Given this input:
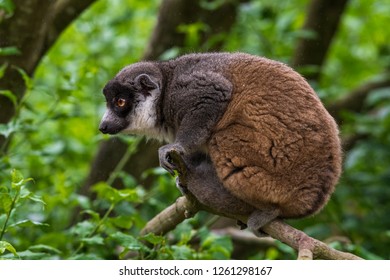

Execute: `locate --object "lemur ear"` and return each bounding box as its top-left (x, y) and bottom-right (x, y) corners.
top-left (134, 74), bottom-right (160, 91)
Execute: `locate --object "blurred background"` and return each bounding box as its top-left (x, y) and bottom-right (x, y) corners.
top-left (0, 0), bottom-right (389, 259)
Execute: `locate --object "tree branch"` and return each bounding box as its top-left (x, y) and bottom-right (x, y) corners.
top-left (140, 150), bottom-right (363, 260)
top-left (45, 0), bottom-right (97, 52)
top-left (262, 219), bottom-right (361, 260)
top-left (141, 194), bottom-right (362, 260)
top-left (212, 227), bottom-right (276, 249)
top-left (141, 196), bottom-right (199, 236)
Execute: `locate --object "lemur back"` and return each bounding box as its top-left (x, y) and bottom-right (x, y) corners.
top-left (208, 54), bottom-right (341, 218)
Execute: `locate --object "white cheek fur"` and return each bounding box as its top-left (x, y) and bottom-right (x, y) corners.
top-left (122, 96), bottom-right (174, 143)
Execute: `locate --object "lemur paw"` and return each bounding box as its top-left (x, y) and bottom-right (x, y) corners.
top-left (158, 143), bottom-right (185, 176)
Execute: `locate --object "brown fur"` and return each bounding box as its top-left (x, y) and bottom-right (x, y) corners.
top-left (209, 54), bottom-right (342, 218)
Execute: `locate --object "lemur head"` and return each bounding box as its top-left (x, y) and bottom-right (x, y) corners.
top-left (99, 62), bottom-right (162, 137)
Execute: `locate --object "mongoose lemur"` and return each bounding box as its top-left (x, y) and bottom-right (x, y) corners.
top-left (99, 52), bottom-right (342, 234)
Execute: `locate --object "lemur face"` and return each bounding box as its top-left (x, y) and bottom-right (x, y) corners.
top-left (99, 80), bottom-right (133, 134)
top-left (99, 72), bottom-right (161, 136)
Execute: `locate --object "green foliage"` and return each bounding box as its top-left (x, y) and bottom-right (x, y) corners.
top-left (0, 47), bottom-right (20, 56)
top-left (224, 0), bottom-right (307, 61)
top-left (0, 90), bottom-right (17, 108)
top-left (1, 0), bottom-right (390, 260)
top-left (321, 0), bottom-right (390, 99)
top-left (0, 169), bottom-right (44, 258)
top-left (0, 0), bottom-right (15, 22)
top-left (0, 0), bottom-right (14, 14)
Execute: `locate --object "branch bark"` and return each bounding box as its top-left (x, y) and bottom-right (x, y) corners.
top-left (212, 227), bottom-right (276, 248)
top-left (0, 0), bottom-right (54, 129)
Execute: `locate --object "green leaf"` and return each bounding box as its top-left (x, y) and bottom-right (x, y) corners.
top-left (139, 232), bottom-right (165, 246)
top-left (7, 219), bottom-right (49, 229)
top-left (76, 195), bottom-right (91, 210)
top-left (265, 247), bottom-right (280, 260)
top-left (109, 216), bottom-right (133, 229)
top-left (18, 187), bottom-right (31, 199)
top-left (159, 47), bottom-right (180, 60)
top-left (10, 250), bottom-right (45, 260)
top-left (170, 245), bottom-right (194, 260)
top-left (70, 221), bottom-right (95, 238)
top-left (0, 63), bottom-right (8, 78)
top-left (10, 169), bottom-right (33, 192)
top-left (0, 193), bottom-right (12, 213)
top-left (11, 169), bottom-right (24, 184)
top-left (177, 22), bottom-right (209, 48)
top-left (0, 47), bottom-right (20, 56)
top-left (92, 182), bottom-right (118, 203)
top-left (93, 182), bottom-right (140, 204)
top-left (81, 209), bottom-right (101, 222)
top-left (28, 244), bottom-right (62, 255)
top-left (27, 194), bottom-right (45, 206)
top-left (0, 0), bottom-right (15, 15)
top-left (199, 0), bottom-right (226, 10)
top-left (81, 236), bottom-right (104, 245)
top-left (0, 121), bottom-right (21, 138)
top-left (110, 232), bottom-right (147, 251)
top-left (0, 241), bottom-right (18, 257)
top-left (0, 90), bottom-right (17, 108)
top-left (116, 188), bottom-right (142, 202)
top-left (200, 231), bottom-right (233, 259)
top-left (15, 67), bottom-right (33, 90)
top-left (11, 169), bottom-right (24, 191)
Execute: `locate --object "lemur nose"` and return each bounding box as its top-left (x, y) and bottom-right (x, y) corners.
top-left (99, 122), bottom-right (108, 134)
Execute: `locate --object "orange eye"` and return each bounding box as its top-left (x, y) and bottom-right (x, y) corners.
top-left (116, 98), bottom-right (126, 107)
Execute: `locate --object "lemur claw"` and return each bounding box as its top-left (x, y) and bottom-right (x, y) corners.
top-left (158, 143), bottom-right (185, 176)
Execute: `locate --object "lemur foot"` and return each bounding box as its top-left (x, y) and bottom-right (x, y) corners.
top-left (247, 208), bottom-right (280, 237)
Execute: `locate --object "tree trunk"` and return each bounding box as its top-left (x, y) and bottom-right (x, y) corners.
top-left (1, 0), bottom-right (54, 145)
top-left (144, 0), bottom-right (245, 60)
top-left (0, 0), bottom-right (96, 148)
top-left (292, 0), bottom-right (349, 81)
